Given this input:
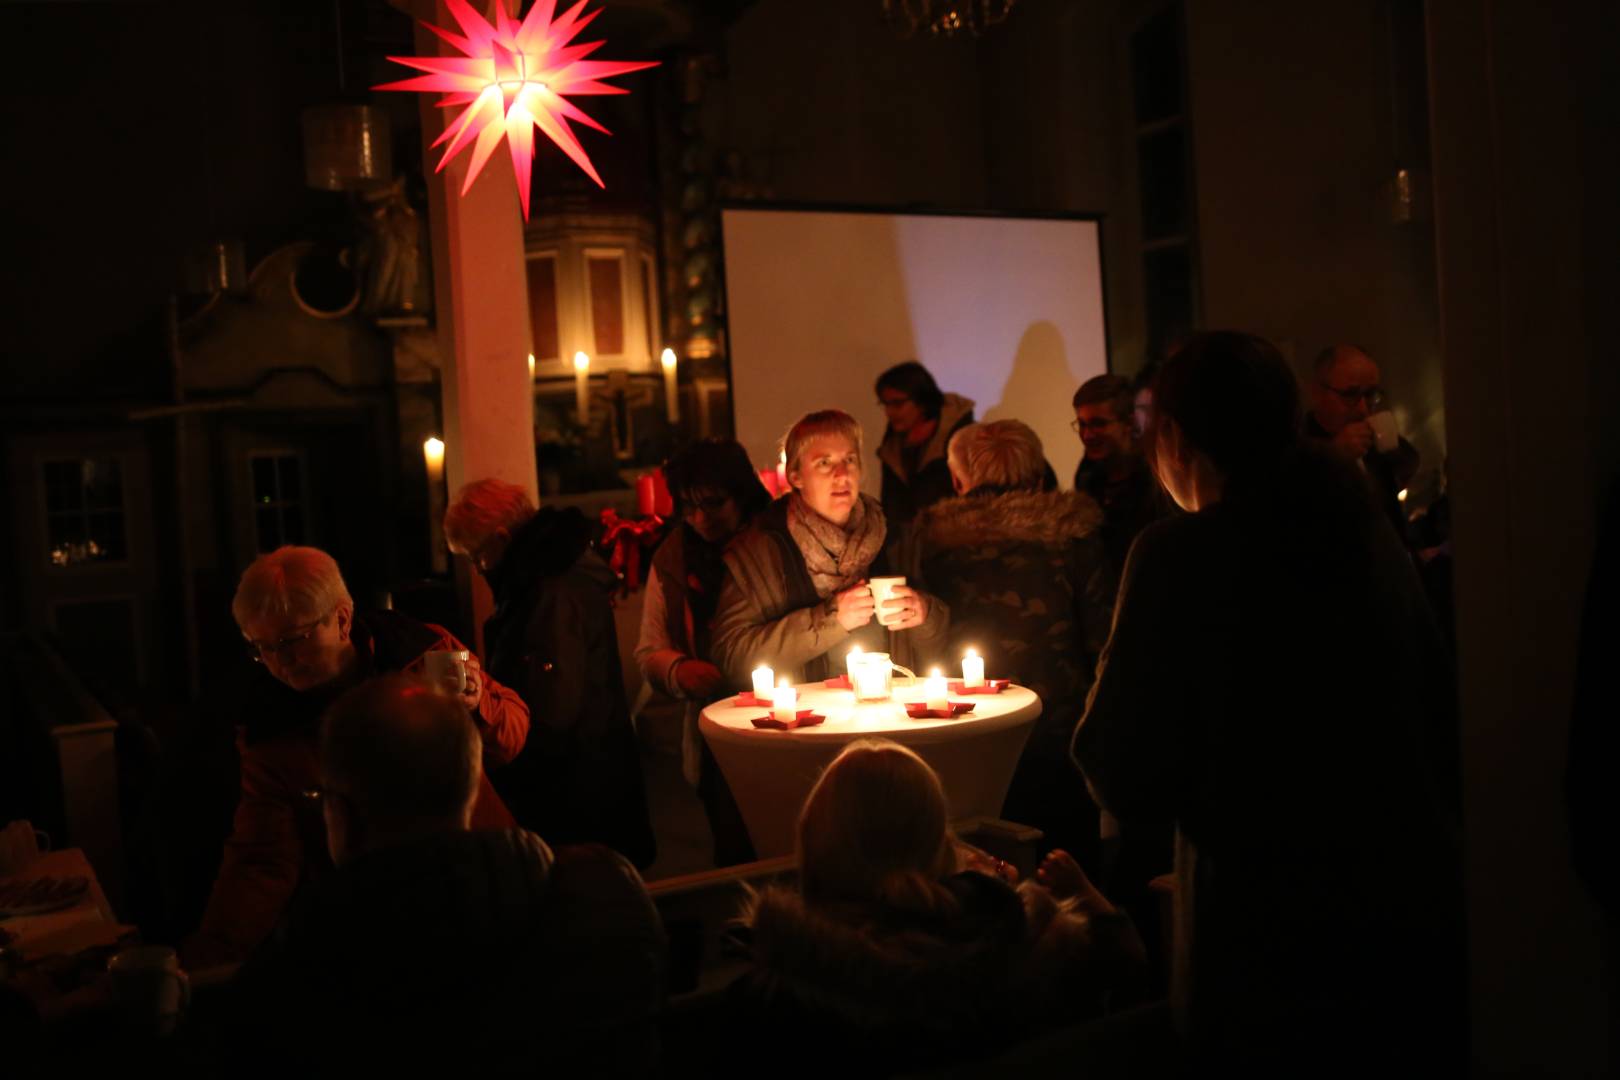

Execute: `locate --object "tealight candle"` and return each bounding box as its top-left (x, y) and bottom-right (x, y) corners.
top-left (924, 668), bottom-right (948, 713)
top-left (962, 648), bottom-right (984, 689)
top-left (772, 678), bottom-right (797, 722)
top-left (752, 665), bottom-right (774, 699)
top-left (846, 646), bottom-right (863, 685)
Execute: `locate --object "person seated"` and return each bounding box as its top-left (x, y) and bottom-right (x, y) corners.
top-left (727, 739), bottom-right (1146, 1077)
top-left (635, 439), bottom-right (772, 866)
top-left (875, 361), bottom-right (976, 529)
top-left (183, 546), bottom-right (526, 968)
top-left (710, 409), bottom-right (948, 686)
top-left (229, 675), bottom-right (665, 1074)
top-left (1072, 374), bottom-right (1171, 576)
top-left (444, 479), bottom-right (656, 869)
top-left (909, 419), bottom-right (1114, 867)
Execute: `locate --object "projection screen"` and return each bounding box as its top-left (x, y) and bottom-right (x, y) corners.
top-left (721, 207), bottom-right (1109, 490)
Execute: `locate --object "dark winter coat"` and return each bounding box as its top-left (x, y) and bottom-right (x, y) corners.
top-left (1073, 452), bottom-right (1172, 577)
top-left (1072, 449), bottom-right (1464, 1071)
top-left (726, 872), bottom-right (1145, 1076)
top-left (483, 507), bottom-right (656, 869)
top-left (912, 487), bottom-right (1115, 857)
top-left (878, 392), bottom-right (976, 530)
top-left (231, 830), bottom-right (665, 1076)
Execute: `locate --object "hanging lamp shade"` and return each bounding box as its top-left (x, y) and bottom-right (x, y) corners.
top-left (301, 104), bottom-right (394, 191)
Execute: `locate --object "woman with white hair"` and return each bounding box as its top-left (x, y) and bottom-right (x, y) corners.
top-left (710, 409), bottom-right (949, 687)
top-left (729, 738), bottom-right (1146, 1074)
top-left (183, 545), bottom-right (528, 968)
top-left (909, 419), bottom-right (1115, 868)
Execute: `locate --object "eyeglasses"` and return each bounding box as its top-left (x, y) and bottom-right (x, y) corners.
top-left (1070, 417), bottom-right (1121, 434)
top-left (244, 611), bottom-right (332, 663)
top-left (1321, 382), bottom-right (1385, 407)
top-left (682, 492), bottom-right (733, 515)
top-left (876, 395), bottom-right (912, 410)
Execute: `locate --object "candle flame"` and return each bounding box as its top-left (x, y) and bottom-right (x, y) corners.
top-left (573, 350), bottom-right (590, 372)
top-left (660, 347), bottom-right (677, 371)
top-left (423, 436), bottom-right (445, 458)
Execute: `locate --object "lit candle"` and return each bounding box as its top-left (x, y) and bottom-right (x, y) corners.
top-left (636, 474), bottom-right (657, 518)
top-left (423, 437), bottom-right (446, 575)
top-left (422, 436), bottom-right (445, 486)
top-left (962, 648), bottom-right (984, 689)
top-left (752, 665), bottom-right (773, 699)
top-left (573, 351), bottom-right (590, 424)
top-left (924, 667), bottom-right (948, 713)
top-left (776, 450), bottom-right (788, 493)
top-left (528, 352), bottom-right (536, 381)
top-left (772, 678), bottom-right (797, 722)
top-left (846, 646), bottom-right (864, 686)
top-left (661, 347), bottom-right (680, 423)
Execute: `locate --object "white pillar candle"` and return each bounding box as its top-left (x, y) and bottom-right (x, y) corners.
top-left (772, 679), bottom-right (797, 722)
top-left (423, 436), bottom-right (446, 575)
top-left (661, 347), bottom-right (680, 423)
top-left (925, 668), bottom-right (948, 713)
top-left (962, 648), bottom-right (984, 689)
top-left (573, 351), bottom-right (591, 424)
top-left (751, 665), bottom-right (773, 699)
top-left (845, 646), bottom-right (863, 685)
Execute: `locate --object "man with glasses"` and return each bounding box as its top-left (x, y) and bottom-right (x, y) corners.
top-left (1306, 344), bottom-right (1420, 538)
top-left (1072, 374), bottom-right (1169, 576)
top-left (184, 545), bottom-right (529, 968)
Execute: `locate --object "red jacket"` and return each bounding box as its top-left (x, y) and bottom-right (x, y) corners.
top-left (184, 612), bottom-right (528, 968)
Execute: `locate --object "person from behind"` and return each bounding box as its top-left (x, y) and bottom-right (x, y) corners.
top-left (728, 739), bottom-right (1145, 1076)
top-left (909, 420), bottom-right (1113, 866)
top-left (445, 479), bottom-right (656, 869)
top-left (183, 546), bottom-right (526, 968)
top-left (1072, 374), bottom-right (1169, 575)
top-left (875, 360), bottom-right (976, 529)
top-left (635, 439), bottom-right (773, 866)
top-left (710, 409), bottom-right (948, 687)
top-left (1305, 344), bottom-right (1420, 539)
top-left (230, 675), bottom-right (664, 1074)
top-left (1073, 332), bottom-right (1463, 1072)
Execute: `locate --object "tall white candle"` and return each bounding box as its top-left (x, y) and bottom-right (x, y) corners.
top-left (661, 347), bottom-right (680, 423)
top-left (845, 646), bottom-right (863, 685)
top-left (772, 679), bottom-right (797, 722)
top-left (924, 668), bottom-right (948, 713)
top-left (423, 437), bottom-right (446, 575)
top-left (573, 351), bottom-right (591, 424)
top-left (962, 648), bottom-right (984, 689)
top-left (751, 665), bottom-right (773, 699)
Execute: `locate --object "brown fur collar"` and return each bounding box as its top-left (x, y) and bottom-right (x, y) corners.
top-left (738, 875), bottom-right (1098, 1032)
top-left (916, 488), bottom-right (1103, 552)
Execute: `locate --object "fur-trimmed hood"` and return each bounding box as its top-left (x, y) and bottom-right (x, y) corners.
top-left (735, 873), bottom-right (1131, 1038)
top-left (915, 488), bottom-right (1103, 552)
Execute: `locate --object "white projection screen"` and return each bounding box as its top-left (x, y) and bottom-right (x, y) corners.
top-left (721, 207), bottom-right (1109, 489)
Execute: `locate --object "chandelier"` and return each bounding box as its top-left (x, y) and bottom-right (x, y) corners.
top-left (881, 0), bottom-right (1018, 38)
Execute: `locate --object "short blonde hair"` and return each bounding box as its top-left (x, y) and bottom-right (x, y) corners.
top-left (232, 546), bottom-right (353, 628)
top-left (782, 409), bottom-right (864, 473)
top-left (443, 478), bottom-right (536, 552)
top-left (797, 738), bottom-right (956, 906)
top-left (949, 419), bottom-right (1045, 492)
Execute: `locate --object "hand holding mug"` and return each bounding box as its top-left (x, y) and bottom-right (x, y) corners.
top-left (834, 581), bottom-right (875, 631)
top-left (878, 584), bottom-right (928, 630)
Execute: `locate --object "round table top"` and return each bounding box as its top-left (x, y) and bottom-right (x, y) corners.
top-left (699, 680), bottom-right (1042, 747)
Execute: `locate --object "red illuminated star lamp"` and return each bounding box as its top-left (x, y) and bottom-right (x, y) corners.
top-left (377, 0), bottom-right (657, 220)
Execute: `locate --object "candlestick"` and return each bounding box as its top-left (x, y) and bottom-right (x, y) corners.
top-left (962, 648), bottom-right (984, 689)
top-left (924, 668), bottom-right (948, 713)
top-left (423, 437), bottom-right (446, 574)
top-left (846, 646), bottom-right (864, 686)
top-left (653, 468), bottom-right (674, 517)
top-left (527, 353), bottom-right (536, 381)
top-left (573, 351), bottom-right (590, 424)
top-left (772, 678), bottom-right (797, 722)
top-left (661, 347), bottom-right (680, 423)
top-left (635, 474), bottom-right (657, 518)
top-left (752, 665), bottom-right (774, 699)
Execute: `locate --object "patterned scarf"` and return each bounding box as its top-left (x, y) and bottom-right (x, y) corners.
top-left (786, 491), bottom-right (888, 598)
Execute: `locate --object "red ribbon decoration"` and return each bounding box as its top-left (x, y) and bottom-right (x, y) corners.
top-left (598, 508), bottom-right (666, 594)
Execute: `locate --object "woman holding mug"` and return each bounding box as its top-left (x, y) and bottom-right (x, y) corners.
top-left (711, 410), bottom-right (948, 686)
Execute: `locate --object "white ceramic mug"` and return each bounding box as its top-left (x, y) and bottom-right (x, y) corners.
top-left (423, 649), bottom-right (469, 694)
top-left (849, 652), bottom-right (917, 702)
top-left (1366, 410), bottom-right (1399, 454)
top-left (867, 576), bottom-right (907, 628)
top-left (109, 945), bottom-right (191, 1036)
